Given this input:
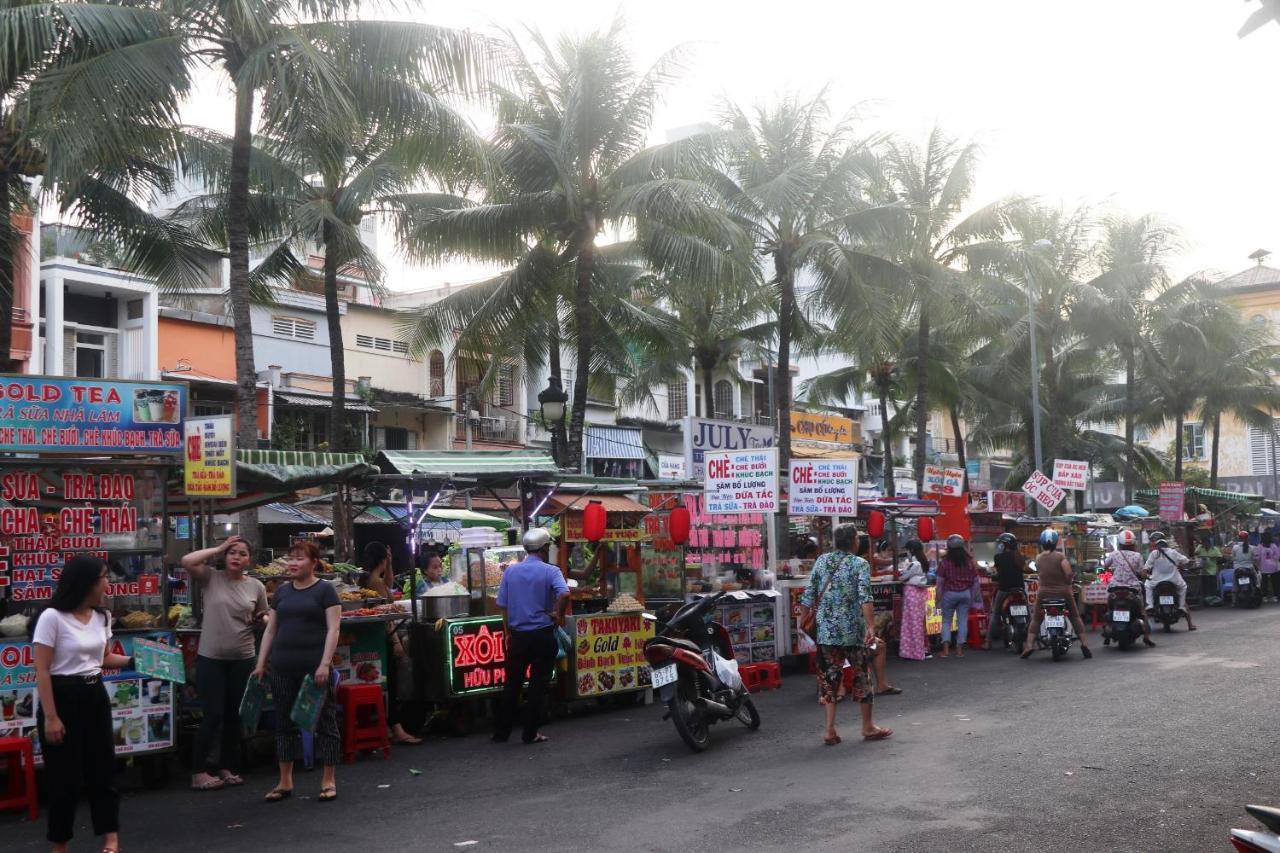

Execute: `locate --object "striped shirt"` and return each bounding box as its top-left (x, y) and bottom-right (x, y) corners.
top-left (936, 555), bottom-right (979, 592)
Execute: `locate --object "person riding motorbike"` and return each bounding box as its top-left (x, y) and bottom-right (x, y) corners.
top-left (1103, 530), bottom-right (1155, 647)
top-left (1144, 531), bottom-right (1197, 631)
top-left (986, 532), bottom-right (1028, 645)
top-left (1021, 528), bottom-right (1092, 659)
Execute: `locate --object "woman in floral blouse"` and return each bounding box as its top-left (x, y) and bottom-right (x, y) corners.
top-left (801, 525), bottom-right (893, 746)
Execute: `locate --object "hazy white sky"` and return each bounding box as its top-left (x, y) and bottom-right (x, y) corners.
top-left (184, 0), bottom-right (1280, 289)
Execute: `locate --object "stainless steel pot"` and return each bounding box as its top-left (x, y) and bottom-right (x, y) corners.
top-left (417, 594), bottom-right (470, 620)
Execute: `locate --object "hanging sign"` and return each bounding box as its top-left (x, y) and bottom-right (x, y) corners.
top-left (1158, 481), bottom-right (1186, 522)
top-left (924, 465), bottom-right (966, 497)
top-left (683, 416), bottom-right (773, 481)
top-left (788, 459), bottom-right (857, 516)
top-left (1022, 470), bottom-right (1066, 513)
top-left (657, 454), bottom-right (686, 480)
top-left (988, 490), bottom-right (1028, 514)
top-left (0, 376), bottom-right (186, 455)
top-left (1052, 459), bottom-right (1089, 491)
top-left (183, 415), bottom-right (235, 497)
top-left (443, 617), bottom-right (554, 698)
top-left (704, 448), bottom-right (779, 515)
top-left (789, 412), bottom-right (857, 445)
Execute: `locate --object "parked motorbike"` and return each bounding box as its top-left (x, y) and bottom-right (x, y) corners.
top-left (1102, 585), bottom-right (1147, 650)
top-left (1033, 597), bottom-right (1076, 661)
top-left (1230, 804), bottom-right (1280, 852)
top-left (642, 591), bottom-right (761, 753)
top-left (1235, 566), bottom-right (1264, 609)
top-left (1151, 579), bottom-right (1184, 631)
top-left (992, 589), bottom-right (1031, 651)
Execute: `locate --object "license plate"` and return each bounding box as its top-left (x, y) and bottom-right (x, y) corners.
top-left (1112, 610), bottom-right (1130, 622)
top-left (1044, 615), bottom-right (1065, 629)
top-left (1159, 596), bottom-right (1174, 605)
top-left (1239, 577), bottom-right (1251, 586)
top-left (651, 664), bottom-right (678, 689)
top-left (1009, 605), bottom-right (1028, 616)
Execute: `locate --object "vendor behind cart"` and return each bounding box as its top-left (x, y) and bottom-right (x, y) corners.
top-left (180, 535), bottom-right (267, 791)
top-left (360, 542), bottom-right (422, 746)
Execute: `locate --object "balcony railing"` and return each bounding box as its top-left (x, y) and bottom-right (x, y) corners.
top-left (455, 414), bottom-right (521, 444)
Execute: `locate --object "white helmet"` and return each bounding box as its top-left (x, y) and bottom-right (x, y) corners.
top-left (1118, 530), bottom-right (1136, 547)
top-left (522, 527), bottom-right (552, 552)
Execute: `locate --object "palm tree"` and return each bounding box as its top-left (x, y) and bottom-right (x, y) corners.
top-left (880, 128), bottom-right (1014, 493)
top-left (1191, 326), bottom-right (1280, 488)
top-left (396, 21), bottom-right (740, 469)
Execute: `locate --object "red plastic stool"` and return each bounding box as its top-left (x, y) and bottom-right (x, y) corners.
top-left (967, 611), bottom-right (990, 650)
top-left (0, 736), bottom-right (38, 821)
top-left (740, 661), bottom-right (781, 690)
top-left (336, 683), bottom-right (390, 763)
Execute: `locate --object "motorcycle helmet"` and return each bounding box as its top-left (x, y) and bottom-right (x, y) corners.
top-left (1149, 531), bottom-right (1167, 545)
top-left (1117, 530), bottom-right (1136, 547)
top-left (521, 527), bottom-right (552, 552)
top-left (996, 532), bottom-right (1018, 553)
top-left (946, 534), bottom-right (966, 551)
top-left (877, 538), bottom-right (891, 553)
top-left (1038, 528), bottom-right (1060, 551)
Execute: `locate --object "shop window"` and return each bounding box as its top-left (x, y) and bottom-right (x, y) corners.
top-left (668, 377), bottom-right (687, 421)
top-left (126, 299), bottom-right (144, 320)
top-left (74, 331), bottom-right (106, 378)
top-left (713, 380), bottom-right (733, 419)
top-left (1182, 422), bottom-right (1204, 461)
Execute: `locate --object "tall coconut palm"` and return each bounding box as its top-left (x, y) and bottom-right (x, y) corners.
top-left (396, 21), bottom-right (741, 469)
top-left (1190, 326), bottom-right (1280, 488)
top-left (879, 128), bottom-right (1015, 493)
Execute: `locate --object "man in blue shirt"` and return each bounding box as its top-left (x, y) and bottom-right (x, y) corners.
top-left (493, 528), bottom-right (570, 744)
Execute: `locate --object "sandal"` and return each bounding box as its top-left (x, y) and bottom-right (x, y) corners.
top-left (1187, 625), bottom-right (1198, 631)
top-left (264, 787), bottom-right (293, 803)
top-left (191, 775), bottom-right (225, 791)
top-left (863, 727), bottom-right (894, 741)
top-left (823, 735), bottom-right (841, 746)
top-left (218, 772), bottom-right (244, 787)
top-left (1020, 648), bottom-right (1034, 659)
top-left (523, 734), bottom-right (549, 744)
top-left (392, 733), bottom-right (423, 745)
top-left (318, 786), bottom-right (337, 802)
top-left (875, 686), bottom-right (903, 696)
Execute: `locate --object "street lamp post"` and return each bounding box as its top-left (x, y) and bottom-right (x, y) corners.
top-left (1024, 239), bottom-right (1053, 515)
top-left (538, 376), bottom-right (569, 467)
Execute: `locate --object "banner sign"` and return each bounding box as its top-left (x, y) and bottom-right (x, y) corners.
top-left (0, 376), bottom-right (186, 455)
top-left (788, 459), bottom-right (857, 516)
top-left (704, 448), bottom-right (779, 515)
top-left (1022, 470), bottom-right (1066, 512)
top-left (683, 416), bottom-right (773, 481)
top-left (789, 412), bottom-right (856, 445)
top-left (924, 465), bottom-right (965, 497)
top-left (183, 415), bottom-right (235, 497)
top-left (988, 490), bottom-right (1028, 514)
top-left (1052, 459), bottom-right (1089, 491)
top-left (657, 454), bottom-right (686, 480)
top-left (444, 617), bottom-right (553, 698)
top-left (571, 613), bottom-right (655, 697)
top-left (1158, 481), bottom-right (1186, 521)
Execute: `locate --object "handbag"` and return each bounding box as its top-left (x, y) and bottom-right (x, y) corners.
top-left (969, 572), bottom-right (985, 611)
top-left (799, 557), bottom-right (843, 636)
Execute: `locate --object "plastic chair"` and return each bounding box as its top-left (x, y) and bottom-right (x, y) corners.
top-left (0, 736), bottom-right (38, 821)
top-left (1219, 569), bottom-right (1235, 601)
top-left (336, 682), bottom-right (390, 763)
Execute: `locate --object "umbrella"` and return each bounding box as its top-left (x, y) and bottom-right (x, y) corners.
top-left (1114, 505), bottom-right (1149, 520)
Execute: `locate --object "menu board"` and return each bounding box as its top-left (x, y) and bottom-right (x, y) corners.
top-left (0, 631), bottom-right (177, 764)
top-left (705, 448), bottom-right (779, 515)
top-left (0, 376), bottom-right (185, 455)
top-left (571, 613), bottom-right (654, 697)
top-left (333, 622), bottom-right (388, 686)
top-left (718, 596), bottom-right (777, 664)
top-left (639, 543), bottom-right (683, 600)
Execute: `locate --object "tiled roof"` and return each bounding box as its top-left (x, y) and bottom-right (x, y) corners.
top-left (1217, 264), bottom-right (1280, 290)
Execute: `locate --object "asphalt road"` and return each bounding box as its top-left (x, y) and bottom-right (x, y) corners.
top-left (5, 605), bottom-right (1277, 852)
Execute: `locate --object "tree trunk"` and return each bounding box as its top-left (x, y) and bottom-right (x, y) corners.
top-left (879, 381), bottom-right (894, 497)
top-left (227, 82), bottom-right (260, 554)
top-left (1210, 412), bottom-right (1221, 489)
top-left (0, 176), bottom-right (14, 369)
top-left (913, 304), bottom-right (930, 493)
top-left (701, 360), bottom-right (715, 420)
top-left (566, 228), bottom-right (596, 472)
top-left (1124, 350), bottom-right (1136, 503)
top-left (774, 251), bottom-right (795, 473)
top-left (323, 219), bottom-right (347, 451)
top-left (1174, 412), bottom-right (1185, 481)
top-left (547, 322), bottom-right (568, 466)
top-left (949, 405), bottom-right (966, 493)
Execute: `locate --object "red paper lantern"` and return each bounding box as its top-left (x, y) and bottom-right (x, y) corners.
top-left (583, 501), bottom-right (607, 542)
top-left (867, 511), bottom-right (885, 538)
top-left (918, 517), bottom-right (934, 541)
top-left (668, 506), bottom-right (691, 545)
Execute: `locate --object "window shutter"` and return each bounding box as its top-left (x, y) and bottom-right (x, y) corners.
top-left (374, 427), bottom-right (386, 450)
top-left (356, 334), bottom-right (374, 349)
top-left (1250, 423), bottom-right (1279, 475)
top-left (272, 317), bottom-right (292, 337)
top-left (392, 341), bottom-right (408, 354)
top-left (406, 429), bottom-right (418, 450)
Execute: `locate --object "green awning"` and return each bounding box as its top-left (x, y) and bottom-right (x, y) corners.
top-left (236, 449), bottom-right (377, 491)
top-left (1135, 487), bottom-right (1265, 504)
top-left (376, 449), bottom-right (558, 479)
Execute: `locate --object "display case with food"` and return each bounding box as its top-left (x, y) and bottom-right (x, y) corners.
top-left (477, 545), bottom-right (526, 614)
top-left (567, 610), bottom-right (655, 699)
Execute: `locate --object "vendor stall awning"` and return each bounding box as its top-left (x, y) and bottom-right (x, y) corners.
top-left (259, 502), bottom-right (328, 525)
top-left (1134, 487), bottom-right (1265, 503)
top-left (376, 449), bottom-right (558, 478)
top-left (585, 426), bottom-right (645, 460)
top-left (236, 450), bottom-right (378, 491)
top-left (276, 393), bottom-right (377, 414)
top-left (545, 493), bottom-right (650, 514)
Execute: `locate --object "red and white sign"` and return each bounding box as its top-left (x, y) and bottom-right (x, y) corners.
top-left (1022, 470), bottom-right (1066, 513)
top-left (788, 459), bottom-right (857, 516)
top-left (924, 465), bottom-right (966, 497)
top-left (1158, 481), bottom-right (1186, 522)
top-left (1052, 459), bottom-right (1089, 491)
top-left (704, 448), bottom-right (779, 515)
top-left (988, 490), bottom-right (1028, 514)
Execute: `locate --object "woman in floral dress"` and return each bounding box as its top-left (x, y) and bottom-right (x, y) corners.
top-left (801, 525), bottom-right (893, 746)
top-left (897, 539), bottom-right (931, 661)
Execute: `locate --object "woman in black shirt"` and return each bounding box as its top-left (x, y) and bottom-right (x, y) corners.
top-left (987, 533), bottom-right (1028, 645)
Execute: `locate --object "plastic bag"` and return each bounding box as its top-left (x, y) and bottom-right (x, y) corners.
top-left (239, 675), bottom-right (268, 732)
top-left (554, 626), bottom-right (573, 661)
top-left (795, 629), bottom-right (817, 654)
top-left (712, 652), bottom-right (743, 691)
top-left (290, 674), bottom-right (327, 732)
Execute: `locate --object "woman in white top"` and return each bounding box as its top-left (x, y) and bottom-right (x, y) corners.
top-left (33, 555), bottom-right (134, 853)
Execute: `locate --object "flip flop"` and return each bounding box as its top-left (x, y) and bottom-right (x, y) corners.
top-left (218, 773), bottom-right (244, 787)
top-left (523, 734), bottom-right (549, 744)
top-left (875, 687), bottom-right (903, 696)
top-left (191, 777), bottom-right (225, 791)
top-left (1019, 649), bottom-right (1034, 659)
top-left (823, 735), bottom-right (841, 746)
top-left (318, 787), bottom-right (337, 802)
top-left (264, 787), bottom-right (293, 803)
top-left (863, 728), bottom-right (893, 741)
top-left (1187, 625), bottom-right (1198, 631)
top-left (392, 734), bottom-right (423, 745)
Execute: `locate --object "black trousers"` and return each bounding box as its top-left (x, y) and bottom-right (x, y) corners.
top-left (38, 676), bottom-right (119, 844)
top-left (495, 626), bottom-right (558, 743)
top-left (1264, 572), bottom-right (1280, 599)
top-left (266, 669), bottom-right (341, 766)
top-left (193, 655), bottom-right (254, 774)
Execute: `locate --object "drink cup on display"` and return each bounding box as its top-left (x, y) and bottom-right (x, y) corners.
top-left (133, 393), bottom-right (151, 422)
top-left (147, 391), bottom-right (164, 421)
top-left (1, 694), bottom-right (14, 720)
top-left (147, 680), bottom-right (161, 703)
top-left (161, 391), bottom-right (178, 422)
